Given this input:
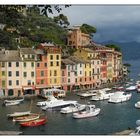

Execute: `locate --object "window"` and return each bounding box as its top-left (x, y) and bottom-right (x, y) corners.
top-left (2, 80), bottom-right (5, 87)
top-left (8, 62), bottom-right (12, 67)
top-left (50, 62), bottom-right (53, 66)
top-left (92, 69), bottom-right (94, 74)
top-left (75, 78), bottom-right (77, 83)
top-left (50, 79), bottom-right (52, 84)
top-left (97, 68), bottom-right (100, 74)
top-left (16, 80), bottom-right (19, 86)
top-left (41, 80), bottom-right (44, 84)
top-left (89, 71), bottom-right (91, 76)
top-left (16, 62), bottom-right (19, 67)
top-left (56, 55), bottom-right (59, 60)
top-left (80, 63), bottom-right (82, 67)
top-left (62, 71), bottom-right (65, 76)
top-left (23, 72), bottom-right (27, 77)
top-left (31, 72), bottom-right (34, 77)
top-left (23, 62), bottom-right (26, 67)
top-left (8, 71), bottom-right (12, 77)
top-left (75, 72), bottom-right (77, 76)
top-left (9, 80), bottom-right (12, 86)
top-left (50, 71), bottom-right (52, 76)
top-left (68, 72), bottom-right (70, 77)
top-left (37, 63), bottom-right (40, 67)
top-left (68, 79), bottom-right (70, 83)
top-left (16, 71), bottom-right (19, 77)
top-left (27, 80), bottom-right (31, 85)
top-left (40, 71), bottom-right (44, 77)
top-left (2, 71), bottom-right (5, 76)
top-left (80, 71), bottom-right (82, 75)
top-left (44, 63), bottom-right (47, 67)
top-left (31, 62), bottom-right (34, 67)
top-left (68, 65), bottom-right (70, 70)
top-left (85, 64), bottom-right (86, 68)
top-left (50, 55), bottom-right (53, 60)
top-left (54, 70), bottom-right (57, 76)
top-left (85, 78), bottom-right (87, 81)
top-left (28, 55), bottom-right (30, 59)
top-left (80, 78), bottom-right (82, 82)
top-left (56, 61), bottom-right (59, 66)
top-left (2, 62), bottom-right (5, 67)
top-left (97, 61), bottom-right (100, 64)
top-left (54, 78), bottom-right (57, 83)
top-left (85, 72), bottom-right (87, 77)
top-left (32, 55), bottom-right (35, 59)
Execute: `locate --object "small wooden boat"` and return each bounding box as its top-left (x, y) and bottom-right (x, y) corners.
top-left (4, 98), bottom-right (24, 103)
top-left (7, 111), bottom-right (31, 118)
top-left (20, 118), bottom-right (46, 127)
top-left (5, 101), bottom-right (20, 106)
top-left (13, 113), bottom-right (39, 122)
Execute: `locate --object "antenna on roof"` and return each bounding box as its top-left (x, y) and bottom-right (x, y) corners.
top-left (17, 45), bottom-right (20, 49)
top-left (32, 46), bottom-right (35, 50)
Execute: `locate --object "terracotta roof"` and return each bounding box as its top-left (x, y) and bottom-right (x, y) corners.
top-left (0, 50), bottom-right (21, 61)
top-left (20, 48), bottom-right (35, 54)
top-left (62, 58), bottom-right (76, 65)
top-left (68, 56), bottom-right (91, 64)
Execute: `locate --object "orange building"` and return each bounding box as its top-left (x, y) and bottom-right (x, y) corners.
top-left (67, 25), bottom-right (91, 49)
top-left (35, 49), bottom-right (48, 93)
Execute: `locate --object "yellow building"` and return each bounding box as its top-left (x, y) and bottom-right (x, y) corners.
top-left (74, 48), bottom-right (100, 88)
top-left (67, 25), bottom-right (91, 49)
top-left (38, 43), bottom-right (61, 88)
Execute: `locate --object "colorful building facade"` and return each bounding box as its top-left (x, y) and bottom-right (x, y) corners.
top-left (67, 25), bottom-right (91, 49)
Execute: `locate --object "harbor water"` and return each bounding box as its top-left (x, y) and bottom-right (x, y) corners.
top-left (1, 57), bottom-right (140, 135)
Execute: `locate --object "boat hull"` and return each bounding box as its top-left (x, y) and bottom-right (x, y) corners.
top-left (108, 94), bottom-right (132, 103)
top-left (135, 102), bottom-right (140, 109)
top-left (13, 114), bottom-right (39, 122)
top-left (73, 108), bottom-right (100, 119)
top-left (20, 118), bottom-right (46, 127)
top-left (7, 111), bottom-right (31, 118)
top-left (5, 102), bottom-right (20, 106)
top-left (60, 105), bottom-right (86, 114)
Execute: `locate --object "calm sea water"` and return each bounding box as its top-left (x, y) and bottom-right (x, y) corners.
top-left (1, 52), bottom-right (140, 135)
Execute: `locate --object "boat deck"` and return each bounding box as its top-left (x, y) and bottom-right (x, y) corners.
top-left (0, 131), bottom-right (23, 135)
top-left (76, 93), bottom-right (96, 97)
top-left (113, 129), bottom-right (133, 135)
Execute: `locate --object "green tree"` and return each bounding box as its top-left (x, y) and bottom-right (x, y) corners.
top-left (80, 24), bottom-right (96, 37)
top-left (53, 14), bottom-right (70, 28)
top-left (105, 44), bottom-right (121, 52)
top-left (39, 5), bottom-right (71, 17)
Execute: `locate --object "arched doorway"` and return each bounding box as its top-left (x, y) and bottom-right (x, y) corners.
top-left (8, 89), bottom-right (14, 96)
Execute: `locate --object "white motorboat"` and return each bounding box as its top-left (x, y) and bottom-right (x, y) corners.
top-left (76, 90), bottom-right (97, 98)
top-left (136, 120), bottom-right (140, 126)
top-left (130, 126), bottom-right (140, 136)
top-left (135, 101), bottom-right (140, 109)
top-left (7, 111), bottom-right (31, 118)
top-left (90, 90), bottom-right (114, 101)
top-left (60, 103), bottom-right (86, 114)
top-left (108, 91), bottom-right (132, 103)
top-left (72, 105), bottom-right (101, 119)
top-left (4, 98), bottom-right (24, 103)
top-left (37, 95), bottom-right (77, 110)
top-left (125, 86), bottom-right (136, 91)
top-left (113, 86), bottom-right (124, 91)
top-left (40, 88), bottom-right (66, 98)
top-left (5, 101), bottom-right (20, 106)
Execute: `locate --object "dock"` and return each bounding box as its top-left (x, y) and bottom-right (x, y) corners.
top-left (114, 129), bottom-right (133, 135)
top-left (0, 131), bottom-right (23, 135)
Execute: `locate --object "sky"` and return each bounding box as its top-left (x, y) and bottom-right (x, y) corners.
top-left (50, 5), bottom-right (140, 43)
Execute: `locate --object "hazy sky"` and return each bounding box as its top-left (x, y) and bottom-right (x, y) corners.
top-left (50, 5), bottom-right (140, 43)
